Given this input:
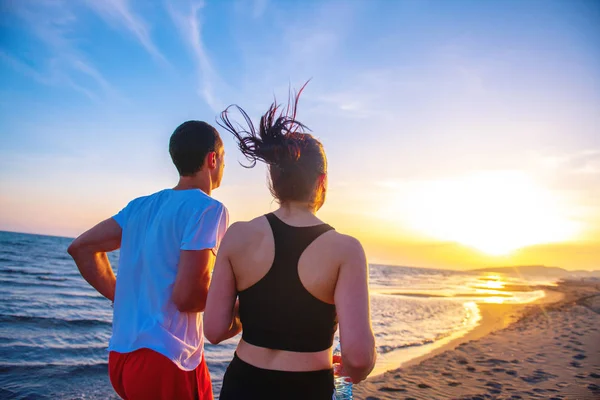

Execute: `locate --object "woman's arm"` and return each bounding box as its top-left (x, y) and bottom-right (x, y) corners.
top-left (334, 235), bottom-right (376, 383)
top-left (203, 223), bottom-right (242, 344)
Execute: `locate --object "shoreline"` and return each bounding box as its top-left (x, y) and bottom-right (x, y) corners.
top-left (357, 280), bottom-right (600, 399)
top-left (401, 288), bottom-right (564, 370)
top-left (368, 287), bottom-right (562, 378)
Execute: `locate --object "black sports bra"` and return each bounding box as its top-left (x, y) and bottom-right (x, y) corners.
top-left (238, 213), bottom-right (338, 352)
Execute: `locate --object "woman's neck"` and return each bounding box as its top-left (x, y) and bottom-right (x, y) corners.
top-left (274, 202), bottom-right (322, 226)
top-left (278, 201), bottom-right (315, 215)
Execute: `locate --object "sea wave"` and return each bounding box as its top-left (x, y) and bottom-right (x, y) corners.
top-left (0, 314), bottom-right (111, 329)
top-left (0, 278), bottom-right (80, 290)
top-left (0, 266), bottom-right (78, 277)
top-left (0, 361), bottom-right (108, 376)
top-left (377, 331), bottom-right (454, 354)
top-left (36, 276), bottom-right (68, 282)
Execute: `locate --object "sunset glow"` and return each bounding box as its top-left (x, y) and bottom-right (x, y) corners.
top-left (382, 171), bottom-right (581, 256)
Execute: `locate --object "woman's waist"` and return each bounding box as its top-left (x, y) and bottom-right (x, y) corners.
top-left (236, 339), bottom-right (332, 372)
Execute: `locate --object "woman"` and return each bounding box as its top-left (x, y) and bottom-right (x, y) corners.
top-left (204, 88), bottom-right (376, 399)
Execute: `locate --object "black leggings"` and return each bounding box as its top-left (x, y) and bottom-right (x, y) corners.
top-left (219, 353), bottom-right (335, 400)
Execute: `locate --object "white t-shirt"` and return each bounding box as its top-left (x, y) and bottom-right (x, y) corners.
top-left (108, 188), bottom-right (228, 370)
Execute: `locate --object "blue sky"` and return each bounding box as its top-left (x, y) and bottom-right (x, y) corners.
top-left (1, 0), bottom-right (599, 269)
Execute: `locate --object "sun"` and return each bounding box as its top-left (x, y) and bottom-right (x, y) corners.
top-left (385, 171), bottom-right (580, 256)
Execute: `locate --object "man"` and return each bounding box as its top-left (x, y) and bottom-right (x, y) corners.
top-left (68, 121), bottom-right (228, 400)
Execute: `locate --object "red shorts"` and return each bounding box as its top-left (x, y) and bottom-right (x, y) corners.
top-left (108, 348), bottom-right (213, 400)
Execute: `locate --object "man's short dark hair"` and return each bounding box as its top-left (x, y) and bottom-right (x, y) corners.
top-left (169, 121), bottom-right (223, 176)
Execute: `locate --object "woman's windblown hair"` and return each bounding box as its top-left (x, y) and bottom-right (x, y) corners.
top-left (218, 83), bottom-right (310, 169)
top-left (218, 82), bottom-right (327, 207)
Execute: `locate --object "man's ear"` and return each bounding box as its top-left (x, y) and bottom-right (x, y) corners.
top-left (207, 151), bottom-right (217, 169)
top-left (318, 173), bottom-right (327, 191)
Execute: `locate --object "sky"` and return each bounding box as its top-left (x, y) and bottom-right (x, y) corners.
top-left (1, 0), bottom-right (599, 270)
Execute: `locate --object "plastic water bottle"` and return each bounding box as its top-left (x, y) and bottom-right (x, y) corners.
top-left (333, 342), bottom-right (353, 399)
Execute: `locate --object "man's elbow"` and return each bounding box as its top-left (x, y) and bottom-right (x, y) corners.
top-left (173, 297), bottom-right (206, 313)
top-left (67, 240), bottom-right (82, 259)
top-left (172, 289), bottom-right (208, 313)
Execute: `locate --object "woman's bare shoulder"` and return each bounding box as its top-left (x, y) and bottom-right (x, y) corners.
top-left (324, 230), bottom-right (366, 260)
top-left (223, 216), bottom-right (270, 247)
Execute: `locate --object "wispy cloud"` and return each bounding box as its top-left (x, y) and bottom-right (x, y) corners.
top-left (0, 50), bottom-right (54, 86)
top-left (233, 1), bottom-right (404, 120)
top-left (166, 0), bottom-right (225, 112)
top-left (82, 0), bottom-right (168, 65)
top-left (304, 69), bottom-right (421, 120)
top-left (2, 0), bottom-right (119, 102)
top-left (0, 47), bottom-right (100, 104)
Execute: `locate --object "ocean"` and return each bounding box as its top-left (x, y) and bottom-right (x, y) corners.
top-left (0, 231), bottom-right (550, 399)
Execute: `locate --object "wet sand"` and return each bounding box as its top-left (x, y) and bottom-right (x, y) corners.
top-left (355, 280), bottom-right (600, 399)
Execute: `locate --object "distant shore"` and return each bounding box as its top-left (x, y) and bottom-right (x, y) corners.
top-left (356, 280), bottom-right (600, 399)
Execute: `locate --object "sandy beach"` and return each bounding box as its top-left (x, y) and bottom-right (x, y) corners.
top-left (355, 280), bottom-right (600, 400)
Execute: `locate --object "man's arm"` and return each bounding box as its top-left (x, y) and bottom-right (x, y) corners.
top-left (171, 249), bottom-right (215, 313)
top-left (173, 203), bottom-right (228, 313)
top-left (67, 218), bottom-right (122, 301)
